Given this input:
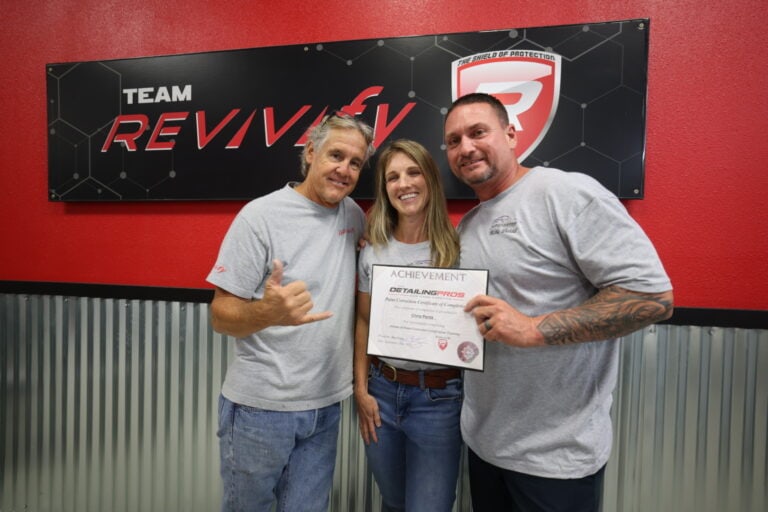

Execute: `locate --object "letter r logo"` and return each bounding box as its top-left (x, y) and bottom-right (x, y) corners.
top-left (452, 52), bottom-right (561, 162)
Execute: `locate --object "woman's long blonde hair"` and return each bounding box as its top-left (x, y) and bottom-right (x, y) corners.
top-left (366, 139), bottom-right (459, 268)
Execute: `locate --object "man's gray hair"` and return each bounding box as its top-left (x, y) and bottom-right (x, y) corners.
top-left (301, 113), bottom-right (376, 176)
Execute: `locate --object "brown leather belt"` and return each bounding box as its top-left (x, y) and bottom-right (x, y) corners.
top-left (370, 356), bottom-right (461, 389)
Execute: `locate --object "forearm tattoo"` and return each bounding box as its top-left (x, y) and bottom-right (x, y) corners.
top-left (538, 285), bottom-right (673, 345)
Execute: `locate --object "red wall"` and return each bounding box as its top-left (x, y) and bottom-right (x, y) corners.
top-left (1, 0), bottom-right (766, 310)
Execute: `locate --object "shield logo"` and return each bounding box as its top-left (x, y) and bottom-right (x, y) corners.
top-left (452, 51), bottom-right (561, 162)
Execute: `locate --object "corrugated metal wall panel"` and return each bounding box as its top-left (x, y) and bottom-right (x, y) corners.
top-left (1, 294), bottom-right (766, 512)
top-left (1, 296), bottom-right (232, 512)
top-left (603, 325), bottom-right (768, 512)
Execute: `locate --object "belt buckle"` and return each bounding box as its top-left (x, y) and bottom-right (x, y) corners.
top-left (383, 362), bottom-right (398, 382)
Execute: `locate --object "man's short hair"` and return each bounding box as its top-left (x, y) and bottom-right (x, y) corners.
top-left (446, 93), bottom-right (509, 128)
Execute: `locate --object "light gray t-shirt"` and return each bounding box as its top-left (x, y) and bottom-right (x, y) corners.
top-left (357, 238), bottom-right (447, 371)
top-left (207, 183), bottom-right (365, 411)
top-left (458, 167), bottom-right (672, 478)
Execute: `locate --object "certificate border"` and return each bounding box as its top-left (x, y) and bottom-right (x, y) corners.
top-left (366, 264), bottom-right (489, 372)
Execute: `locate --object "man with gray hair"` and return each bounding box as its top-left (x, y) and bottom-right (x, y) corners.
top-left (207, 111), bottom-right (375, 512)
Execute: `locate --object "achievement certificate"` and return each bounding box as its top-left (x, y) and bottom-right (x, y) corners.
top-left (367, 264), bottom-right (488, 371)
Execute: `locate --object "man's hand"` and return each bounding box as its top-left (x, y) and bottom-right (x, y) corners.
top-left (210, 259), bottom-right (332, 338)
top-left (262, 260), bottom-right (333, 326)
top-left (465, 294), bottom-right (543, 347)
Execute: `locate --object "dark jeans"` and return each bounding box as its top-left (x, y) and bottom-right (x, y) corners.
top-left (468, 448), bottom-right (605, 512)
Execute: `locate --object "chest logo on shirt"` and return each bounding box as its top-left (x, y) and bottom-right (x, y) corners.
top-left (490, 215), bottom-right (518, 235)
top-left (451, 51), bottom-right (561, 162)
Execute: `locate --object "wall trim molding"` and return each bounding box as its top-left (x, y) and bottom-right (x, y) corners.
top-left (1, 280), bottom-right (766, 329)
top-left (0, 280), bottom-right (214, 303)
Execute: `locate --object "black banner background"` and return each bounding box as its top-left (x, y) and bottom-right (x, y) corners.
top-left (47, 19), bottom-right (649, 201)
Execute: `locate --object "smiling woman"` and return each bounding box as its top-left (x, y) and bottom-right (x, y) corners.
top-left (353, 138), bottom-right (463, 511)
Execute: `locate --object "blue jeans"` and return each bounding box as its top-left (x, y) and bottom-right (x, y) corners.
top-left (217, 395), bottom-right (341, 512)
top-left (364, 366), bottom-right (463, 512)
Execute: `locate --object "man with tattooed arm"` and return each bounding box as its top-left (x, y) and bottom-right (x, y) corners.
top-left (443, 92), bottom-right (673, 512)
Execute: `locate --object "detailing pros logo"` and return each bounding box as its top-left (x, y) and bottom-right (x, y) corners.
top-left (452, 50), bottom-right (562, 162)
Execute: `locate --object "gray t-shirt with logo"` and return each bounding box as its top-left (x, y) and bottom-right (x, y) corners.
top-left (207, 183), bottom-right (365, 411)
top-left (458, 166), bottom-right (671, 478)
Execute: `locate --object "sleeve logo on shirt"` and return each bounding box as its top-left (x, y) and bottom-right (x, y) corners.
top-left (213, 264), bottom-right (227, 273)
top-left (338, 227), bottom-right (356, 236)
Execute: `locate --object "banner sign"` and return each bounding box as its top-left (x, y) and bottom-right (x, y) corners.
top-left (46, 19), bottom-right (649, 201)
